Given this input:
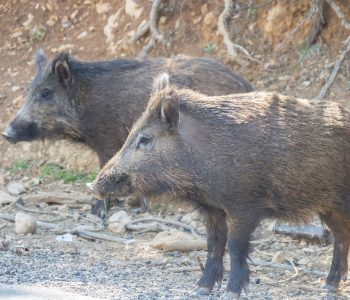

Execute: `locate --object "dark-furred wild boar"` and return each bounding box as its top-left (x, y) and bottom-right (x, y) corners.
top-left (2, 50), bottom-right (253, 215)
top-left (91, 74), bottom-right (350, 297)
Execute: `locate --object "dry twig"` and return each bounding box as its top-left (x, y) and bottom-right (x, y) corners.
top-left (130, 20), bottom-right (150, 43)
top-left (218, 0), bottom-right (259, 65)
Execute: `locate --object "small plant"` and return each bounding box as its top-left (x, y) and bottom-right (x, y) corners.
top-left (41, 163), bottom-right (97, 184)
top-left (30, 25), bottom-right (47, 43)
top-left (248, 6), bottom-right (257, 20)
top-left (8, 159), bottom-right (32, 173)
top-left (204, 42), bottom-right (217, 54)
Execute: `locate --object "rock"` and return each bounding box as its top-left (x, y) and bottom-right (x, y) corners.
top-left (125, 0), bottom-right (143, 19)
top-left (150, 230), bottom-right (207, 251)
top-left (46, 15), bottom-right (58, 27)
top-left (23, 14), bottom-right (34, 29)
top-left (58, 204), bottom-right (68, 212)
top-left (0, 191), bottom-right (16, 205)
top-left (297, 257), bottom-right (309, 265)
top-left (80, 204), bottom-right (92, 212)
top-left (201, 4), bottom-right (208, 15)
top-left (159, 16), bottom-right (167, 24)
top-left (77, 31), bottom-right (87, 39)
top-left (15, 213), bottom-right (36, 234)
top-left (96, 2), bottom-right (110, 14)
top-left (11, 86), bottom-right (20, 92)
top-left (70, 10), bottom-right (79, 21)
top-left (61, 16), bottom-right (71, 28)
top-left (104, 12), bottom-right (119, 44)
top-left (7, 181), bottom-right (26, 196)
top-left (57, 44), bottom-right (74, 52)
top-left (271, 251), bottom-right (286, 264)
top-left (203, 12), bottom-right (216, 28)
top-left (108, 210), bottom-right (131, 233)
top-left (86, 213), bottom-right (102, 224)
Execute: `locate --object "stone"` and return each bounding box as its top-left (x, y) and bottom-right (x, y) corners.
top-left (80, 204), bottom-right (92, 212)
top-left (203, 12), bottom-right (216, 28)
top-left (15, 213), bottom-right (36, 234)
top-left (96, 2), bottom-right (110, 14)
top-left (7, 181), bottom-right (26, 196)
top-left (108, 210), bottom-right (131, 234)
top-left (0, 191), bottom-right (16, 205)
top-left (125, 0), bottom-right (143, 19)
top-left (77, 31), bottom-right (87, 39)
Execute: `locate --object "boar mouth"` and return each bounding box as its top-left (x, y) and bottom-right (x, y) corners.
top-left (88, 173), bottom-right (133, 200)
top-left (2, 123), bottom-right (42, 143)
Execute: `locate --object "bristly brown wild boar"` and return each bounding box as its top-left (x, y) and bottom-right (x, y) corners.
top-left (2, 50), bottom-right (253, 216)
top-left (91, 73), bottom-right (350, 298)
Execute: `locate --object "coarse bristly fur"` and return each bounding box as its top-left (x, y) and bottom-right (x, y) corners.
top-left (2, 50), bottom-right (253, 216)
top-left (92, 73), bottom-right (350, 297)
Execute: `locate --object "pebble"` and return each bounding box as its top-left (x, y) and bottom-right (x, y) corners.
top-left (7, 181), bottom-right (26, 196)
top-left (15, 213), bottom-right (36, 234)
top-left (108, 210), bottom-right (131, 233)
top-left (0, 190), bottom-right (16, 204)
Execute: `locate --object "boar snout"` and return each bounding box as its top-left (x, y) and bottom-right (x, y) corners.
top-left (2, 126), bottom-right (18, 144)
top-left (2, 121), bottom-right (40, 143)
top-left (90, 172), bottom-right (131, 200)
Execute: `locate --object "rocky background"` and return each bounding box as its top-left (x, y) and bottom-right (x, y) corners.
top-left (1, 0), bottom-right (350, 171)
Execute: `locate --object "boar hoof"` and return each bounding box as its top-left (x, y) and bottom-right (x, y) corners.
top-left (91, 200), bottom-right (107, 218)
top-left (323, 284), bottom-right (338, 292)
top-left (195, 287), bottom-right (211, 296)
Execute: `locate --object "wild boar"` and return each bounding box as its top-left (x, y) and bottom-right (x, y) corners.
top-left (90, 73), bottom-right (350, 297)
top-left (2, 50), bottom-right (253, 216)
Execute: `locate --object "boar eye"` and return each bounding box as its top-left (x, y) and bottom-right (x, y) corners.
top-left (40, 88), bottom-right (53, 100)
top-left (136, 135), bottom-right (152, 150)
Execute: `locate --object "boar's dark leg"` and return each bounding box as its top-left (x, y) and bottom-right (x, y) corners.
top-left (197, 209), bottom-right (227, 295)
top-left (91, 198), bottom-right (110, 218)
top-left (320, 210), bottom-right (350, 290)
top-left (226, 217), bottom-right (257, 297)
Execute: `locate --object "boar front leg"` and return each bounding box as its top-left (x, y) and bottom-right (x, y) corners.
top-left (225, 216), bottom-right (257, 298)
top-left (197, 209), bottom-right (227, 295)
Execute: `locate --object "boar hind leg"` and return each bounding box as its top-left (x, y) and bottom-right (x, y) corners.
top-left (226, 217), bottom-right (257, 298)
top-left (320, 211), bottom-right (350, 291)
top-left (197, 210), bottom-right (227, 295)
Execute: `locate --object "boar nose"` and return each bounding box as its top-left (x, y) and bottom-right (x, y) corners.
top-left (87, 181), bottom-right (105, 200)
top-left (2, 126), bottom-right (18, 144)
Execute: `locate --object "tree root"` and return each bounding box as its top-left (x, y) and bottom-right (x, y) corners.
top-left (139, 0), bottom-right (163, 58)
top-left (218, 0), bottom-right (259, 65)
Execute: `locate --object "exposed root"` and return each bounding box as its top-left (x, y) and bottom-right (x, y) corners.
top-left (218, 0), bottom-right (259, 65)
top-left (130, 20), bottom-right (150, 43)
top-left (139, 0), bottom-right (163, 58)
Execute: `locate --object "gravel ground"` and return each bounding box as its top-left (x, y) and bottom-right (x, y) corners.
top-left (1, 171), bottom-right (350, 299)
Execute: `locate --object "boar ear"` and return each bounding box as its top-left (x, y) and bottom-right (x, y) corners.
top-left (161, 94), bottom-right (179, 131)
top-left (35, 49), bottom-right (47, 72)
top-left (52, 53), bottom-right (72, 87)
top-left (152, 73), bottom-right (170, 94)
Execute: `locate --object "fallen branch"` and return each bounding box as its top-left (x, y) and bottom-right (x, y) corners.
top-left (139, 0), bottom-right (163, 58)
top-left (218, 0), bottom-right (259, 65)
top-left (168, 258), bottom-right (328, 278)
top-left (126, 217), bottom-right (202, 239)
top-left (315, 36), bottom-right (350, 100)
top-left (22, 191), bottom-right (92, 206)
top-left (0, 213), bottom-right (125, 243)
